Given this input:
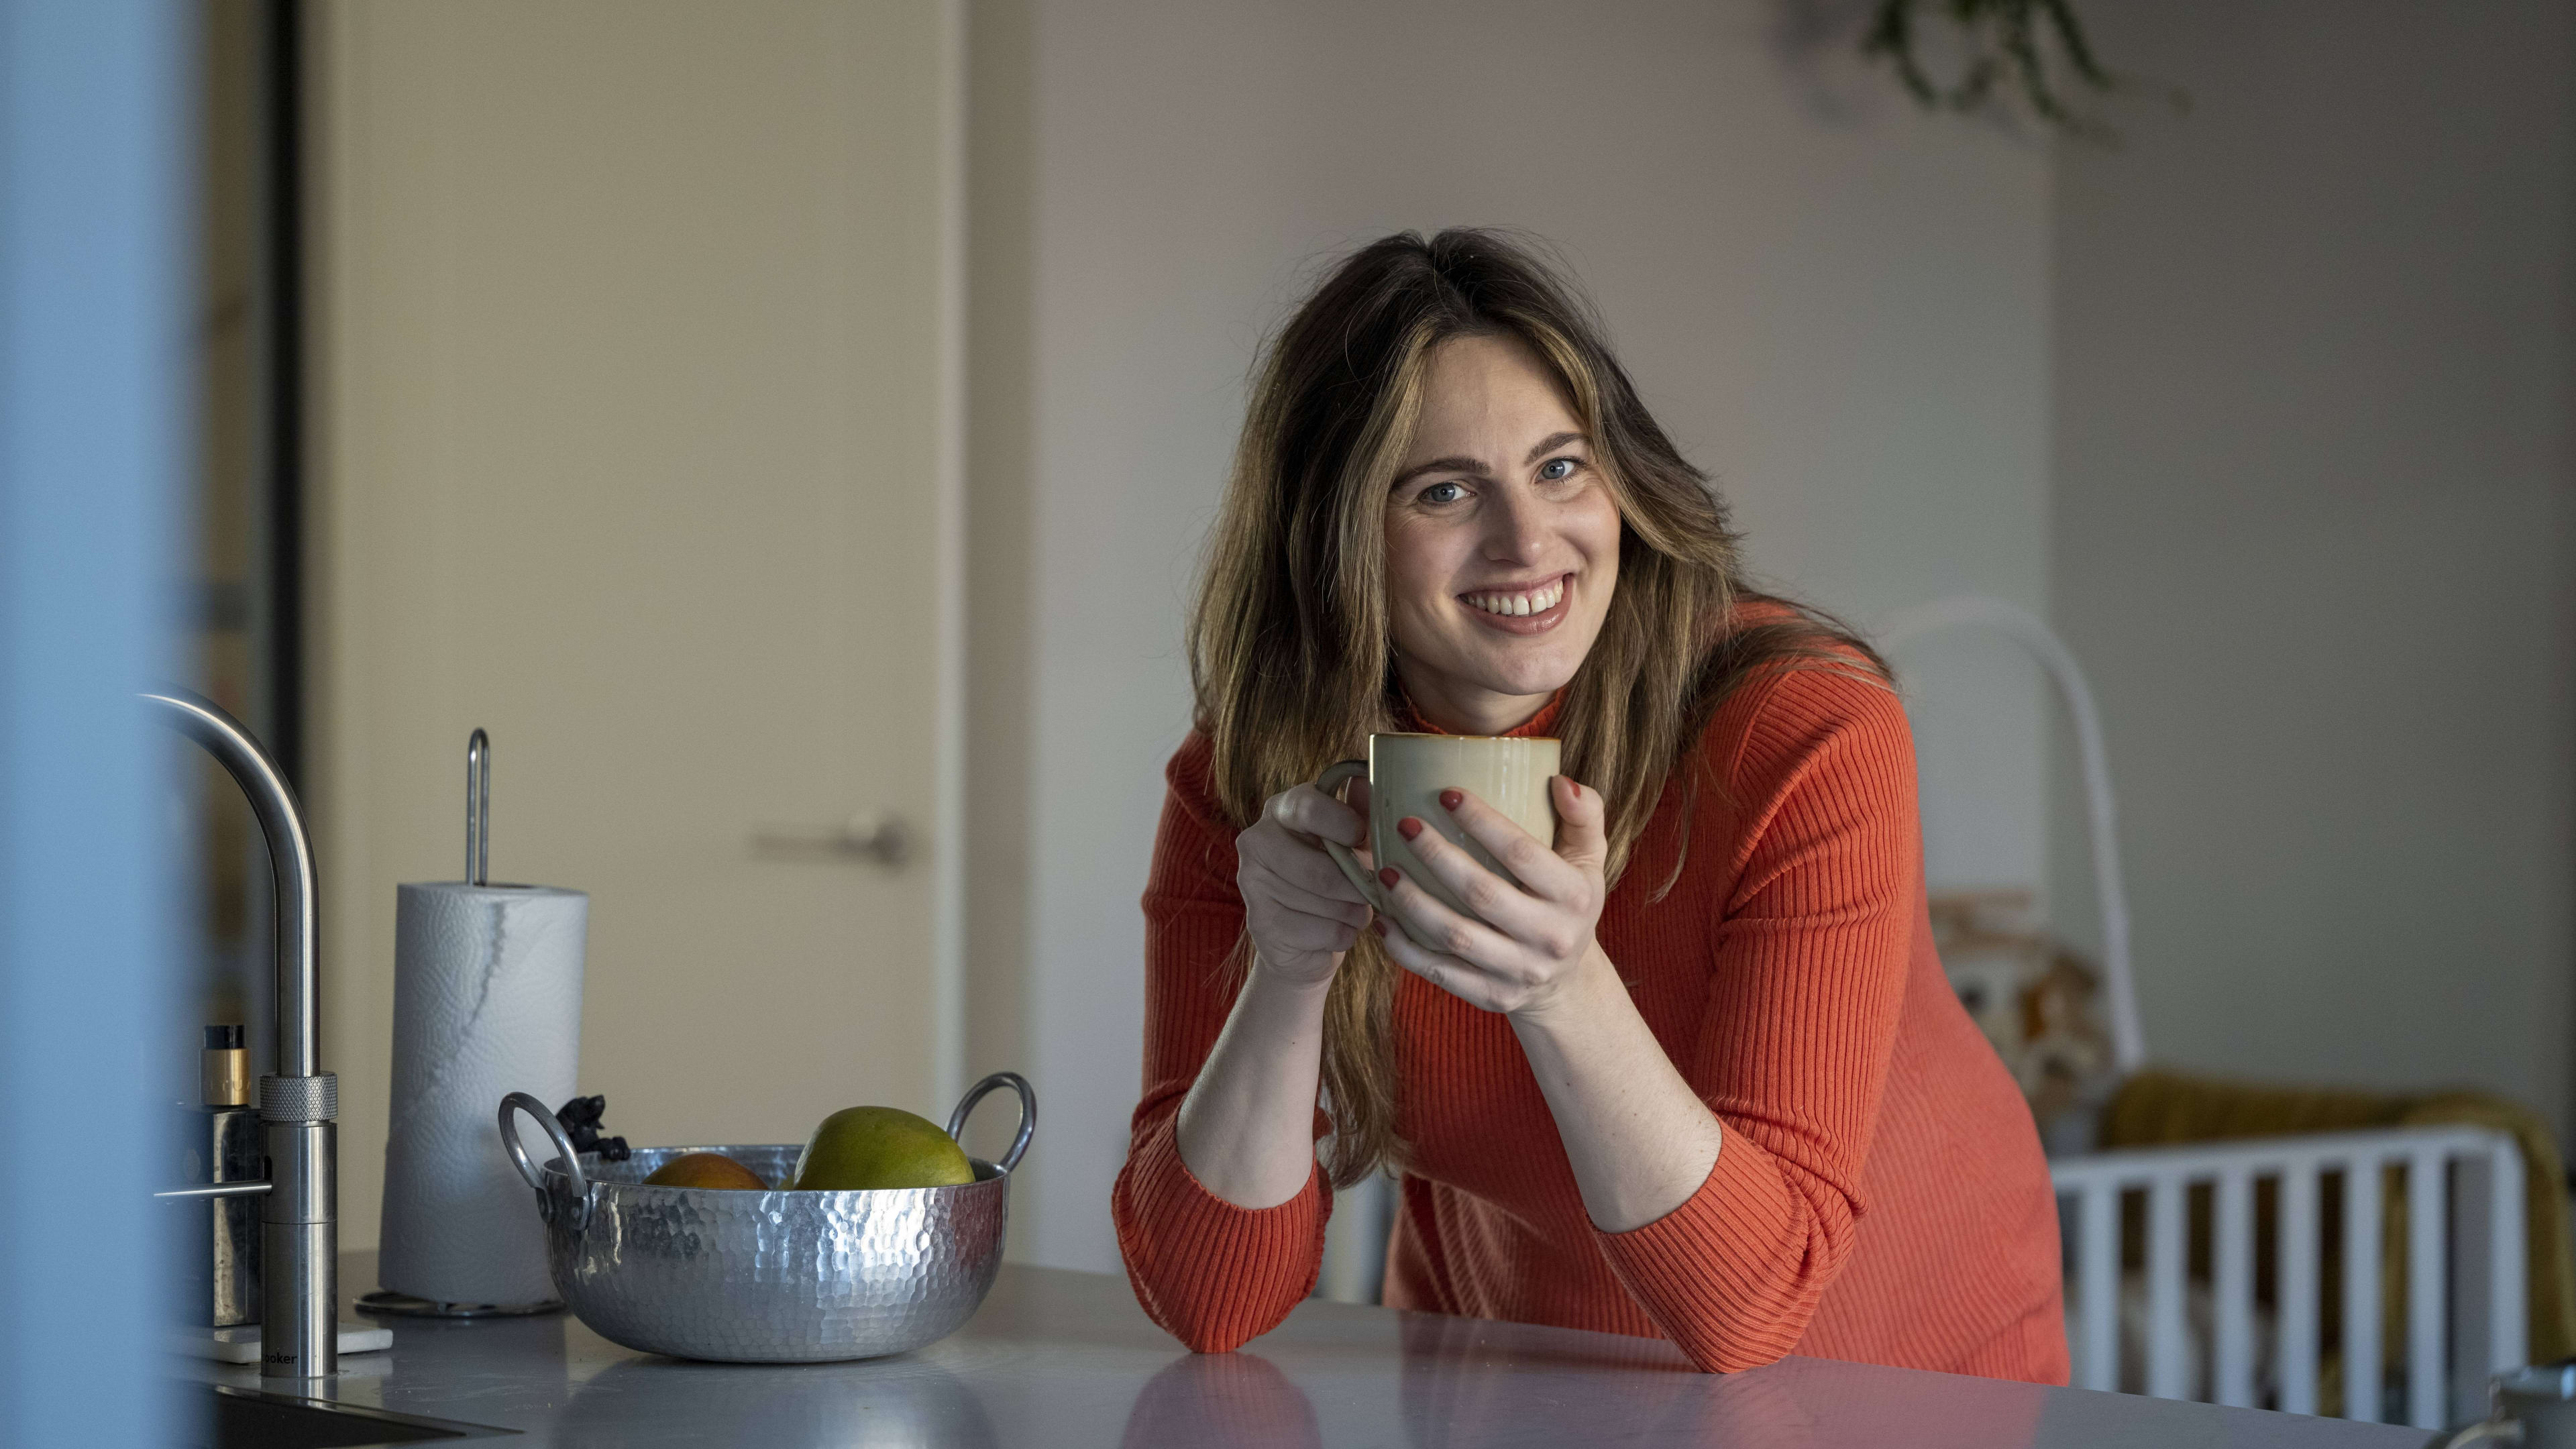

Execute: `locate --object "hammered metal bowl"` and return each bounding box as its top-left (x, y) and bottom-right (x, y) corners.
top-left (497, 1073), bottom-right (1034, 1363)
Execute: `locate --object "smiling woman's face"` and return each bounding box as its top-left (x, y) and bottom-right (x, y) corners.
top-left (1385, 333), bottom-right (1622, 735)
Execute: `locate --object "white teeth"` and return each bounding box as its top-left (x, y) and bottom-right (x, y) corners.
top-left (1465, 580), bottom-right (1564, 617)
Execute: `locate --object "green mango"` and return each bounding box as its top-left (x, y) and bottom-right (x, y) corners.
top-left (790, 1105), bottom-right (975, 1191)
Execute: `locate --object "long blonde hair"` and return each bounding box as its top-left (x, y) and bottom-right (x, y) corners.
top-left (1189, 229), bottom-right (1882, 1185)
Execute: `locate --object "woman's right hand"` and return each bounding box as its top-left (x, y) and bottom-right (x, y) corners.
top-left (1234, 779), bottom-right (1375, 987)
top-left (1179, 777), bottom-right (1374, 1210)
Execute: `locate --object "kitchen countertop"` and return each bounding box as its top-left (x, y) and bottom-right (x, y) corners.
top-left (175, 1252), bottom-right (2432, 1448)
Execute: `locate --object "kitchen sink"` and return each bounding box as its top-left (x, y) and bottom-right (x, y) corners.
top-left (184, 1384), bottom-right (516, 1447)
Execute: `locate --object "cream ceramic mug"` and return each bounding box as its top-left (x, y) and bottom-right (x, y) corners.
top-left (1314, 733), bottom-right (1561, 947)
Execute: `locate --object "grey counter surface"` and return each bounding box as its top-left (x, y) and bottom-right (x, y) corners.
top-left (176, 1252), bottom-right (2430, 1447)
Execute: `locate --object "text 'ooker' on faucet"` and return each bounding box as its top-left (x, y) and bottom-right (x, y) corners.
top-left (145, 686), bottom-right (337, 1381)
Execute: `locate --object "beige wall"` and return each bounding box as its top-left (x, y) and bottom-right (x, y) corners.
top-left (313, 0), bottom-right (961, 1250)
top-left (2049, 1), bottom-right (2576, 1138)
top-left (970, 0), bottom-right (2057, 1273)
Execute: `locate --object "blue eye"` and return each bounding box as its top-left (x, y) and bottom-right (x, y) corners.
top-left (1419, 481), bottom-right (1466, 504)
top-left (1538, 457), bottom-right (1580, 482)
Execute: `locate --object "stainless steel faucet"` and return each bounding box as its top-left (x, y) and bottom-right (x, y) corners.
top-left (146, 687), bottom-right (337, 1380)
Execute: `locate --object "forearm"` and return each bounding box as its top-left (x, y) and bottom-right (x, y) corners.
top-left (1174, 955), bottom-right (1334, 1209)
top-left (1510, 946), bottom-right (1725, 1233)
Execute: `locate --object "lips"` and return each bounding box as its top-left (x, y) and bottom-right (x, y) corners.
top-left (1459, 573), bottom-right (1572, 636)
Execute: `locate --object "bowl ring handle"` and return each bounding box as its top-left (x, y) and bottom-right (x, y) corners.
top-left (500, 1091), bottom-right (591, 1212)
top-left (948, 1072), bottom-right (1037, 1173)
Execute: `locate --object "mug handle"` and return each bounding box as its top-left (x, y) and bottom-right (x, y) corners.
top-left (1313, 759), bottom-right (1389, 914)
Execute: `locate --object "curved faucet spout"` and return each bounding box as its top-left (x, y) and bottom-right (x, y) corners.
top-left (144, 686), bottom-right (319, 1077)
top-left (144, 686), bottom-right (337, 1379)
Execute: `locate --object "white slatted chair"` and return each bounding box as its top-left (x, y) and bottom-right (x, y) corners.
top-left (1884, 596), bottom-right (2532, 1424)
top-left (2051, 1125), bottom-right (2525, 1425)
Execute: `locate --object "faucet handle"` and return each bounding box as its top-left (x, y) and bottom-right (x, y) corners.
top-left (155, 1180), bottom-right (273, 1201)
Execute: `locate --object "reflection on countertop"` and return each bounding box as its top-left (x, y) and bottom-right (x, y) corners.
top-left (168, 1253), bottom-right (2427, 1448)
top-left (1122, 1352), bottom-right (1317, 1448)
top-left (563, 1356), bottom-right (998, 1449)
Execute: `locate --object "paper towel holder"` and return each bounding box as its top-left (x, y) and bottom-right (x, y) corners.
top-left (358, 726), bottom-right (576, 1322)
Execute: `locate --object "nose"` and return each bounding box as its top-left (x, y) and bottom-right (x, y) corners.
top-left (1481, 484), bottom-right (1550, 566)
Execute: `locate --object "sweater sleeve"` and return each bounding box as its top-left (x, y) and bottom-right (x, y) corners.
top-left (1110, 733), bottom-right (1332, 1352)
top-left (1590, 665), bottom-right (1919, 1372)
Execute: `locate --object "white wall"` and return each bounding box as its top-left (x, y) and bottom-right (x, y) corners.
top-left (973, 0), bottom-right (2057, 1273)
top-left (2048, 1), bottom-right (2576, 1138)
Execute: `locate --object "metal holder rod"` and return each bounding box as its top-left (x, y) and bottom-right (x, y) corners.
top-left (466, 728), bottom-right (490, 887)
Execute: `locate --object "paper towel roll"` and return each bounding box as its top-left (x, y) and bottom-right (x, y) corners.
top-left (380, 881), bottom-right (588, 1306)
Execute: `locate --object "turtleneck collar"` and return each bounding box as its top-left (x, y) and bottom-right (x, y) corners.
top-left (1392, 686), bottom-right (1565, 739)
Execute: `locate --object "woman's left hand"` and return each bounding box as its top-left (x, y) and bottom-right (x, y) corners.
top-left (1373, 775), bottom-right (1611, 1018)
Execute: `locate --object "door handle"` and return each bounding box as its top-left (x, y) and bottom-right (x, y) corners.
top-left (751, 812), bottom-right (912, 868)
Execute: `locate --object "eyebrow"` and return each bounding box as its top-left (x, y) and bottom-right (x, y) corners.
top-left (1523, 431), bottom-right (1587, 464)
top-left (1391, 431), bottom-right (1592, 488)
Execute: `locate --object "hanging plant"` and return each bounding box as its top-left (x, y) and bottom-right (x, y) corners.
top-left (1862, 0), bottom-right (2174, 140)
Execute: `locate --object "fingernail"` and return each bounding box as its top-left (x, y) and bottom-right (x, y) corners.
top-left (1439, 789), bottom-right (1463, 811)
top-left (1373, 918), bottom-right (1389, 938)
top-left (1397, 816), bottom-right (1424, 841)
top-left (1378, 866), bottom-right (1399, 888)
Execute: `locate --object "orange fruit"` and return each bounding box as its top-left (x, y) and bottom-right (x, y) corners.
top-left (642, 1151), bottom-right (767, 1190)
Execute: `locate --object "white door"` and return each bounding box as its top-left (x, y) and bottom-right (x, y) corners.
top-left (313, 0), bottom-right (961, 1246)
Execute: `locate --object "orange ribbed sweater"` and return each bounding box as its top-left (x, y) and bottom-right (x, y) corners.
top-left (1111, 659), bottom-right (2070, 1381)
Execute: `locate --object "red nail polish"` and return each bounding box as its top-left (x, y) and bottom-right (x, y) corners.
top-left (1378, 866), bottom-right (1399, 888)
top-left (1373, 918), bottom-right (1389, 938)
top-left (1397, 816), bottom-right (1424, 841)
top-left (1439, 789), bottom-right (1463, 811)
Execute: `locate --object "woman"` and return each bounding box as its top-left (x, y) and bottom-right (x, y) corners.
top-left (1112, 229), bottom-right (2067, 1380)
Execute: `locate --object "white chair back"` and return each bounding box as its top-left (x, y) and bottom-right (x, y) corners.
top-left (2053, 1125), bottom-right (2526, 1425)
